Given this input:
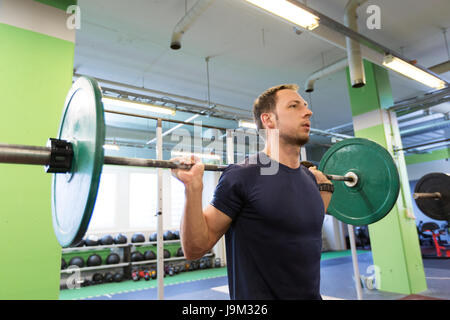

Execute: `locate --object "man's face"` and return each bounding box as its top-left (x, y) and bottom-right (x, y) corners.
top-left (272, 89), bottom-right (313, 146)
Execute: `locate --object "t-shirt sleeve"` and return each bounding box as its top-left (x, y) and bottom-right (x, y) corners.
top-left (302, 166), bottom-right (319, 186)
top-left (210, 165), bottom-right (245, 220)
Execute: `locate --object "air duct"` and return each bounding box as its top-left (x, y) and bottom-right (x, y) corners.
top-left (344, 0), bottom-right (367, 88)
top-left (400, 119), bottom-right (450, 138)
top-left (170, 0), bottom-right (215, 50)
top-left (304, 58), bottom-right (348, 92)
top-left (286, 0), bottom-right (449, 89)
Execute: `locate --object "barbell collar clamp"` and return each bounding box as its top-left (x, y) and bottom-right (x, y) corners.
top-left (45, 138), bottom-right (73, 174)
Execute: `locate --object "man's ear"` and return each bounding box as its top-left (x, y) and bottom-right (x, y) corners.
top-left (261, 113), bottom-right (276, 129)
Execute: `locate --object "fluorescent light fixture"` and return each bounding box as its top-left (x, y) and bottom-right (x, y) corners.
top-left (102, 97), bottom-right (176, 115)
top-left (171, 151), bottom-right (222, 161)
top-left (383, 54), bottom-right (446, 90)
top-left (103, 143), bottom-right (120, 151)
top-left (243, 0), bottom-right (320, 30)
top-left (238, 120), bottom-right (257, 129)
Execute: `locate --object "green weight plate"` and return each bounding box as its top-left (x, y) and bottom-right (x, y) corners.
top-left (319, 138), bottom-right (400, 226)
top-left (52, 77), bottom-right (105, 248)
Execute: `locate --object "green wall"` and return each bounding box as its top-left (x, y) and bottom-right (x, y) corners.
top-left (405, 147), bottom-right (450, 165)
top-left (0, 23), bottom-right (74, 299)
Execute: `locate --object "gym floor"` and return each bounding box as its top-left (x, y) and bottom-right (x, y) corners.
top-left (59, 250), bottom-right (450, 300)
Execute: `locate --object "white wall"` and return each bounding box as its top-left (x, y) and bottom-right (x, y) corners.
top-left (85, 165), bottom-right (220, 241)
top-left (406, 158), bottom-right (450, 181)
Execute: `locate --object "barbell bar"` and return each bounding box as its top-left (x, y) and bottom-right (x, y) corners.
top-left (413, 192), bottom-right (442, 200)
top-left (0, 76), bottom-right (402, 248)
top-left (0, 143), bottom-right (358, 180)
top-left (0, 143), bottom-right (228, 172)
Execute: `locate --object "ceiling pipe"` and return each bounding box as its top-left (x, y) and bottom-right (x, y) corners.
top-left (344, 0), bottom-right (367, 88)
top-left (170, 0), bottom-right (215, 50)
top-left (400, 119), bottom-right (450, 138)
top-left (304, 58), bottom-right (348, 92)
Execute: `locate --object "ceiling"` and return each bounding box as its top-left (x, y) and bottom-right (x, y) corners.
top-left (74, 0), bottom-right (450, 150)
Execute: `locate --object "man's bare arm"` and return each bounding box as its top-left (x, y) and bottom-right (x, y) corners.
top-left (171, 156), bottom-right (232, 260)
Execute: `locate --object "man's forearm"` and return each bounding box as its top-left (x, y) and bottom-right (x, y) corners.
top-left (320, 191), bottom-right (332, 213)
top-left (180, 183), bottom-right (210, 259)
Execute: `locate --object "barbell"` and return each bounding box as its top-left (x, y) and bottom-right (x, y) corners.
top-left (0, 77), bottom-right (402, 247)
top-left (413, 172), bottom-right (449, 221)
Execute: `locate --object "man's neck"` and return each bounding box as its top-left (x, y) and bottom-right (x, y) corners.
top-left (262, 141), bottom-right (301, 169)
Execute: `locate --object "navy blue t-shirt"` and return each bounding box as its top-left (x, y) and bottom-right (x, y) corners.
top-left (210, 152), bottom-right (325, 300)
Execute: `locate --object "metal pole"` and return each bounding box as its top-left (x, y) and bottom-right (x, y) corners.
top-left (0, 144), bottom-right (51, 165)
top-left (156, 119), bottom-right (164, 300)
top-left (347, 224), bottom-right (363, 300)
top-left (226, 130), bottom-right (234, 165)
top-left (413, 192), bottom-right (442, 200)
top-left (104, 156), bottom-right (227, 171)
top-left (325, 174), bottom-right (354, 182)
top-left (300, 146), bottom-right (307, 161)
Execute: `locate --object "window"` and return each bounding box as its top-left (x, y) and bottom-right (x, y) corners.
top-left (170, 176), bottom-right (186, 229)
top-left (88, 173), bottom-right (117, 230)
top-left (129, 172), bottom-right (157, 229)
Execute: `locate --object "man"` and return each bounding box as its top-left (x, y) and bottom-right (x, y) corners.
top-left (171, 84), bottom-right (334, 299)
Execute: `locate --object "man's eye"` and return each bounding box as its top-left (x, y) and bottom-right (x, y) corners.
top-left (289, 105), bottom-right (296, 108)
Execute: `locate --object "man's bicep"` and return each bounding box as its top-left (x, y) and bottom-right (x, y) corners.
top-left (204, 204), bottom-right (232, 247)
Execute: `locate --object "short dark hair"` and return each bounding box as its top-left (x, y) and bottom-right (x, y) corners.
top-left (252, 84), bottom-right (299, 130)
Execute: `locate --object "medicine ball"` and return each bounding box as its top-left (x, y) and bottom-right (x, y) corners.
top-left (131, 232), bottom-right (145, 243)
top-left (163, 230), bottom-right (174, 241)
top-left (164, 249), bottom-right (171, 259)
top-left (106, 253), bottom-right (120, 265)
top-left (99, 234), bottom-right (113, 245)
top-left (114, 273), bottom-right (123, 282)
top-left (144, 250), bottom-right (156, 261)
top-left (69, 256), bottom-right (84, 268)
top-left (87, 254), bottom-right (102, 267)
top-left (92, 273), bottom-right (104, 284)
top-left (149, 232), bottom-right (157, 242)
top-left (131, 251), bottom-right (144, 262)
top-left (114, 233), bottom-right (127, 244)
top-left (176, 247), bottom-right (184, 257)
top-left (85, 235), bottom-right (99, 246)
top-left (172, 230), bottom-right (180, 240)
top-left (104, 272), bottom-right (114, 283)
